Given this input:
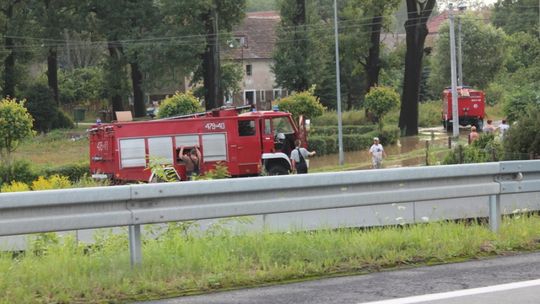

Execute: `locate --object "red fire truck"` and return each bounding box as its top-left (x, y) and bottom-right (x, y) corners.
top-left (89, 106), bottom-right (307, 182)
top-left (442, 87), bottom-right (486, 131)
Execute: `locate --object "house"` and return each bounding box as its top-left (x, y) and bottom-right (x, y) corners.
top-left (222, 11), bottom-right (287, 110)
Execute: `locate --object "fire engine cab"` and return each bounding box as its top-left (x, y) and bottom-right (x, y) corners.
top-left (89, 106), bottom-right (307, 182)
top-left (442, 87), bottom-right (486, 131)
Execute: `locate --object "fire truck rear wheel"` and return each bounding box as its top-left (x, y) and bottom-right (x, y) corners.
top-left (268, 164), bottom-right (289, 175)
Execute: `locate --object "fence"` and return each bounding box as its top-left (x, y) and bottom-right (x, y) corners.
top-left (1, 160), bottom-right (540, 266)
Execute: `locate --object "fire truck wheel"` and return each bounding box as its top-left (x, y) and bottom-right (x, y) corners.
top-left (267, 164), bottom-right (289, 176)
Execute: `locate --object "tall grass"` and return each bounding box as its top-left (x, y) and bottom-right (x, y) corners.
top-left (1, 215), bottom-right (540, 303)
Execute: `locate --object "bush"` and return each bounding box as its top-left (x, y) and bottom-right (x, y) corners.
top-left (277, 87), bottom-right (325, 121)
top-left (310, 125), bottom-right (376, 136)
top-left (23, 83), bottom-right (58, 132)
top-left (418, 101), bottom-right (443, 127)
top-left (443, 134), bottom-right (503, 164)
top-left (0, 97), bottom-right (35, 161)
top-left (31, 175), bottom-right (71, 190)
top-left (42, 163), bottom-right (90, 182)
top-left (0, 160), bottom-right (38, 189)
top-left (52, 110), bottom-right (74, 129)
top-left (0, 181), bottom-right (30, 192)
top-left (158, 91), bottom-right (203, 118)
top-left (504, 107), bottom-right (540, 159)
top-left (364, 86), bottom-right (400, 129)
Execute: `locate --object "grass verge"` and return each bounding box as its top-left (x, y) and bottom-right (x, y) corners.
top-left (1, 215), bottom-right (540, 303)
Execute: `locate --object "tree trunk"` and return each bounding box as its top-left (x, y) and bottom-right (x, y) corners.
top-left (398, 0), bottom-right (435, 136)
top-left (202, 7), bottom-right (222, 110)
top-left (366, 14), bottom-right (382, 90)
top-left (107, 42), bottom-right (125, 116)
top-left (3, 36), bottom-right (15, 98)
top-left (47, 47), bottom-right (59, 105)
top-left (3, 3), bottom-right (16, 98)
top-left (130, 61), bottom-right (146, 118)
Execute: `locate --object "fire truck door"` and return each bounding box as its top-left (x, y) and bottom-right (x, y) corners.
top-left (234, 119), bottom-right (261, 175)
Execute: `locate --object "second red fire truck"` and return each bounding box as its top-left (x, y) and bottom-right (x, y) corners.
top-left (89, 106), bottom-right (308, 182)
top-left (442, 87), bottom-right (486, 131)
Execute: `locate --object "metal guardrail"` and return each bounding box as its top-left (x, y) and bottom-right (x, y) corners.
top-left (1, 160), bottom-right (540, 266)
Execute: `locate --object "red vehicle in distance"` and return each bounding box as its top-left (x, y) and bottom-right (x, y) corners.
top-left (442, 87), bottom-right (486, 132)
top-left (89, 106), bottom-right (308, 182)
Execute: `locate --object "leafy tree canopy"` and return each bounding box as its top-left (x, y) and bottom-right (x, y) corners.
top-left (0, 97), bottom-right (34, 161)
top-left (158, 91), bottom-right (204, 118)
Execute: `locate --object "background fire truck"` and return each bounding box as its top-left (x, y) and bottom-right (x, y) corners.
top-left (89, 107), bottom-right (308, 182)
top-left (442, 87), bottom-right (486, 131)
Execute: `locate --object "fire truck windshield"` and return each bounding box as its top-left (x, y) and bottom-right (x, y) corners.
top-left (272, 117), bottom-right (294, 134)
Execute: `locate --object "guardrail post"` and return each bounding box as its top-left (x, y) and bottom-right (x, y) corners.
top-left (129, 224), bottom-right (142, 267)
top-left (489, 194), bottom-right (501, 232)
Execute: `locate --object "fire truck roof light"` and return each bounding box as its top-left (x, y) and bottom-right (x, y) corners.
top-left (273, 105), bottom-right (279, 112)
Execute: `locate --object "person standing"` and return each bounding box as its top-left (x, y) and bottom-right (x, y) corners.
top-left (469, 126), bottom-right (480, 143)
top-left (179, 145), bottom-right (201, 180)
top-left (369, 137), bottom-right (387, 169)
top-left (499, 119), bottom-right (510, 139)
top-left (290, 139), bottom-right (316, 174)
top-left (483, 119), bottom-right (496, 133)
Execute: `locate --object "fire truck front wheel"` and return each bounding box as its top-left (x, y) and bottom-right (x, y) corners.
top-left (267, 164), bottom-right (290, 176)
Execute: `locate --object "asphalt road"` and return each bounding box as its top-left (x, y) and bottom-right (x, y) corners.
top-left (139, 251), bottom-right (540, 304)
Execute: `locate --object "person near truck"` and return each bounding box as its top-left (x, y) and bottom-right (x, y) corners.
top-left (369, 137), bottom-right (387, 169)
top-left (483, 119), bottom-right (496, 133)
top-left (179, 145), bottom-right (201, 180)
top-left (290, 139), bottom-right (316, 174)
top-left (499, 119), bottom-right (510, 139)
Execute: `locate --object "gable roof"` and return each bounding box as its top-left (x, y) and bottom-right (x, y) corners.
top-left (223, 11), bottom-right (280, 60)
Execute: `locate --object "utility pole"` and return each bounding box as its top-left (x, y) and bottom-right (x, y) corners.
top-left (449, 6), bottom-right (459, 139)
top-left (333, 0), bottom-right (344, 166)
top-left (457, 2), bottom-right (467, 87)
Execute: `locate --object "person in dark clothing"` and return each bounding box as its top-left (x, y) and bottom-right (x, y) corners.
top-left (290, 139), bottom-right (316, 174)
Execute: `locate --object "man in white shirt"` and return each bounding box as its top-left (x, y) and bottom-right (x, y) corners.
top-left (369, 137), bottom-right (387, 169)
top-left (499, 119), bottom-right (510, 139)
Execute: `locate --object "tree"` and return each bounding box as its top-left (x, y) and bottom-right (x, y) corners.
top-left (29, 0), bottom-right (76, 106)
top-left (492, 0), bottom-right (539, 36)
top-left (364, 86), bottom-right (400, 130)
top-left (199, 0), bottom-right (246, 110)
top-left (0, 97), bottom-right (34, 164)
top-left (504, 107), bottom-right (540, 159)
top-left (157, 91), bottom-right (203, 118)
top-left (273, 0), bottom-right (311, 92)
top-left (428, 16), bottom-right (506, 94)
top-left (277, 87), bottom-right (325, 122)
top-left (1, 0), bottom-right (28, 98)
top-left (398, 0), bottom-right (436, 136)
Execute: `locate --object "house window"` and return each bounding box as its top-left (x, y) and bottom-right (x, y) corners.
top-left (260, 90), bottom-right (266, 101)
top-left (273, 89), bottom-right (282, 100)
top-left (246, 64), bottom-right (252, 76)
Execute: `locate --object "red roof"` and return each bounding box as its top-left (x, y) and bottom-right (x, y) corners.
top-left (427, 11), bottom-right (449, 34)
top-left (222, 11), bottom-right (280, 60)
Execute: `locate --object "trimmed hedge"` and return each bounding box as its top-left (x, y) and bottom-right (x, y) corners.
top-left (310, 125), bottom-right (376, 136)
top-left (42, 163), bottom-right (90, 182)
top-left (308, 126), bottom-right (400, 156)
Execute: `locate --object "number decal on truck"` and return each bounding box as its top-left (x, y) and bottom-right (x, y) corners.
top-left (205, 122), bottom-right (225, 131)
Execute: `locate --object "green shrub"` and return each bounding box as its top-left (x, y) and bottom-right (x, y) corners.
top-left (418, 101), bottom-right (443, 127)
top-left (158, 91), bottom-right (203, 118)
top-left (504, 107), bottom-right (540, 159)
top-left (364, 86), bottom-right (400, 130)
top-left (23, 83), bottom-right (58, 133)
top-left (0, 160), bottom-right (38, 189)
top-left (310, 125), bottom-right (376, 136)
top-left (0, 97), bottom-right (35, 161)
top-left (42, 163), bottom-right (90, 182)
top-left (277, 87), bottom-right (325, 121)
top-left (52, 110), bottom-right (74, 129)
top-left (443, 134), bottom-right (503, 164)
top-left (311, 110), bottom-right (368, 126)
